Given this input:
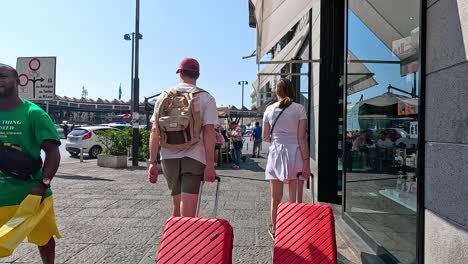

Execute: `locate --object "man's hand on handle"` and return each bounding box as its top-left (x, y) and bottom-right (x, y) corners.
top-left (148, 164), bottom-right (158, 184)
top-left (204, 166), bottom-right (216, 182)
top-left (30, 183), bottom-right (47, 201)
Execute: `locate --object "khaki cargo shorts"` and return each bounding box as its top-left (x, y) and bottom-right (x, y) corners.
top-left (161, 157), bottom-right (205, 196)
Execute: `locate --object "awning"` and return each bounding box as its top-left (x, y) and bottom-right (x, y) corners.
top-left (349, 0), bottom-right (420, 75)
top-left (349, 0), bottom-right (419, 51)
top-left (347, 51), bottom-right (378, 95)
top-left (356, 93), bottom-right (417, 117)
top-left (253, 22), bottom-right (310, 93)
top-left (292, 45), bottom-right (378, 95)
top-left (253, 49), bottom-right (377, 97)
top-left (252, 0), bottom-right (317, 62)
top-left (359, 93), bottom-right (402, 107)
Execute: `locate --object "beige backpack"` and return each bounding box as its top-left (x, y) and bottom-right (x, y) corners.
top-left (157, 87), bottom-right (205, 150)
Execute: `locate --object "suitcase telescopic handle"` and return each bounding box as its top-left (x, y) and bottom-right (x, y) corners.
top-left (296, 173), bottom-right (314, 203)
top-left (196, 176), bottom-right (221, 217)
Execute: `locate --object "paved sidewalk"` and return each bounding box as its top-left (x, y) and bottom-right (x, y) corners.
top-left (1, 143), bottom-right (360, 264)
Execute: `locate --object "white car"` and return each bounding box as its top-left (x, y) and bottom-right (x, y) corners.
top-left (381, 128), bottom-right (418, 149)
top-left (65, 126), bottom-right (119, 158)
top-left (100, 123), bottom-right (132, 130)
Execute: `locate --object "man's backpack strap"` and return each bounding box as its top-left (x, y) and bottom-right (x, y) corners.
top-left (166, 87), bottom-right (179, 95)
top-left (187, 87), bottom-right (206, 95)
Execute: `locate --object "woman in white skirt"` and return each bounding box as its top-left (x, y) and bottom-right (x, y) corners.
top-left (262, 78), bottom-right (311, 239)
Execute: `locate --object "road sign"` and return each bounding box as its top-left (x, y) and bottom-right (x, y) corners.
top-left (16, 57), bottom-right (56, 100)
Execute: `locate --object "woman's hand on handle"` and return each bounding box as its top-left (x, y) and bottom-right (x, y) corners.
top-left (302, 164), bottom-right (311, 181)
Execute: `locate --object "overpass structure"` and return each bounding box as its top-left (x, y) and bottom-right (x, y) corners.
top-left (32, 96), bottom-right (143, 124)
top-left (33, 95), bottom-right (263, 126)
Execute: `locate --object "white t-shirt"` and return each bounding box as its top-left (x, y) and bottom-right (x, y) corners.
top-left (150, 83), bottom-right (218, 164)
top-left (263, 102), bottom-right (307, 145)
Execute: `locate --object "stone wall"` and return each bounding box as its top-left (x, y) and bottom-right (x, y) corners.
top-left (425, 0), bottom-right (468, 262)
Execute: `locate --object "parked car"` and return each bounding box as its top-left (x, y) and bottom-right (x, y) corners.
top-left (55, 124), bottom-right (65, 139)
top-left (380, 128), bottom-right (417, 149)
top-left (243, 128), bottom-right (253, 137)
top-left (65, 126), bottom-right (119, 158)
top-left (56, 124), bottom-right (83, 139)
top-left (100, 123), bottom-right (131, 130)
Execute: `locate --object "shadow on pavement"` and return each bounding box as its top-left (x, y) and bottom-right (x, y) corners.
top-left (217, 155), bottom-right (266, 172)
top-left (128, 165), bottom-right (149, 171)
top-left (67, 155), bottom-right (94, 160)
top-left (273, 244), bottom-right (335, 264)
top-left (338, 252), bottom-right (359, 264)
top-left (219, 174), bottom-right (268, 182)
top-left (55, 173), bottom-right (114, 182)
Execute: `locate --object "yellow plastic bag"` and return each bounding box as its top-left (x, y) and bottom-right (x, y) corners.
top-left (0, 195), bottom-right (52, 257)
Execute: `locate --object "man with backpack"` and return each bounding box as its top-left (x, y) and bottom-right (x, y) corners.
top-left (148, 58), bottom-right (218, 217)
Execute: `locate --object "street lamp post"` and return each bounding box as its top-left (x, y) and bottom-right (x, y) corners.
top-left (124, 33), bottom-right (134, 114)
top-left (124, 32), bottom-right (143, 121)
top-left (238, 81), bottom-right (248, 126)
top-left (132, 0), bottom-right (141, 166)
top-left (238, 81), bottom-right (248, 110)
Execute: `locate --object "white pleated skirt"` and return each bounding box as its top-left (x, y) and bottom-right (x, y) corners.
top-left (265, 142), bottom-right (305, 182)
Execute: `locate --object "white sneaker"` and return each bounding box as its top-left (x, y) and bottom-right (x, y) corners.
top-left (268, 225), bottom-right (275, 240)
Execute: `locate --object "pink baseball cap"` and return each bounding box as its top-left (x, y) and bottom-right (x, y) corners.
top-left (176, 57), bottom-right (200, 74)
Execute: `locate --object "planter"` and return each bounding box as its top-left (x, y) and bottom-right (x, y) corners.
top-left (97, 154), bottom-right (128, 168)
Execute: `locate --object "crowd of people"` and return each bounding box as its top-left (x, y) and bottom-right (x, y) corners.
top-left (211, 120), bottom-right (263, 170)
top-left (349, 130), bottom-right (396, 151)
top-left (0, 58), bottom-right (311, 262)
top-left (345, 128), bottom-right (406, 173)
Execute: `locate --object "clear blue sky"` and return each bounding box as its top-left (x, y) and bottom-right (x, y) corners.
top-left (1, 0), bottom-right (258, 108)
top-left (348, 11), bottom-right (418, 103)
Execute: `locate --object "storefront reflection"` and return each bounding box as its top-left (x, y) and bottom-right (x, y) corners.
top-left (344, 0), bottom-right (421, 262)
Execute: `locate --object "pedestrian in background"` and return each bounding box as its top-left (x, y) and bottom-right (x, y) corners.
top-left (214, 126), bottom-right (225, 166)
top-left (227, 121), bottom-right (243, 169)
top-left (250, 121), bottom-right (262, 158)
top-left (61, 121), bottom-right (69, 139)
top-left (262, 78), bottom-right (310, 239)
top-left (147, 58), bottom-right (218, 217)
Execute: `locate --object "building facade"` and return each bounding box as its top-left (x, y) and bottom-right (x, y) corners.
top-left (248, 0), bottom-right (468, 263)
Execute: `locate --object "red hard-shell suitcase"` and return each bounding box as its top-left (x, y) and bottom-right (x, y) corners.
top-left (273, 173), bottom-right (337, 264)
top-left (156, 177), bottom-right (233, 264)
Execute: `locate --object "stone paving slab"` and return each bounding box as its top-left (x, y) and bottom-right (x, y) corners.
top-left (1, 143), bottom-right (360, 264)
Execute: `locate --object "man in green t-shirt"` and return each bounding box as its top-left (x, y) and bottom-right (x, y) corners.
top-left (0, 63), bottom-right (61, 263)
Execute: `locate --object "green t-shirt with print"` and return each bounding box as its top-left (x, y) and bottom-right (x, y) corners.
top-left (0, 99), bottom-right (60, 207)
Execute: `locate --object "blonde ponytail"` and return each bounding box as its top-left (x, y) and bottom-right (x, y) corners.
top-left (276, 78), bottom-right (295, 109)
top-left (279, 97), bottom-right (292, 109)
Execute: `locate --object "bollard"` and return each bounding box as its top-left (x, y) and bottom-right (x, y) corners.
top-left (80, 148), bottom-right (84, 162)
